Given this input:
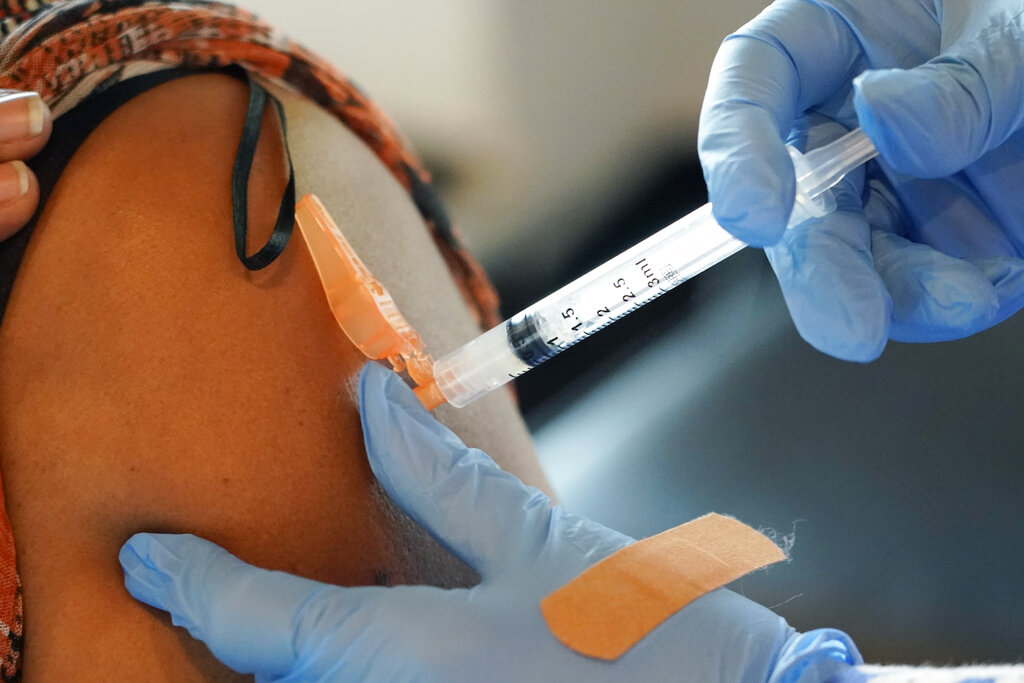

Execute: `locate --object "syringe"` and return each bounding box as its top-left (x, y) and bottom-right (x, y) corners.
top-left (432, 128), bottom-right (878, 407)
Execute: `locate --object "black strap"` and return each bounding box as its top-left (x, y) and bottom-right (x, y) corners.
top-left (1, 67), bottom-right (299, 328)
top-left (231, 70), bottom-right (296, 271)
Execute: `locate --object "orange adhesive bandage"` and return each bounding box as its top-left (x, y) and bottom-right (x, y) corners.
top-left (294, 194), bottom-right (445, 409)
top-left (540, 513), bottom-right (786, 661)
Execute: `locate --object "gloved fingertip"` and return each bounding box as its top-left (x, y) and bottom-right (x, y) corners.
top-left (707, 151), bottom-right (794, 247)
top-left (853, 67), bottom-right (980, 178)
top-left (767, 219), bottom-right (891, 363)
top-left (359, 360), bottom-right (445, 446)
top-left (359, 363), bottom-right (430, 469)
top-left (713, 207), bottom-right (789, 248)
top-left (799, 320), bottom-right (888, 364)
top-left (120, 532), bottom-right (182, 575)
top-left (769, 629), bottom-right (862, 683)
top-left (124, 531), bottom-right (348, 679)
top-left (359, 362), bottom-right (426, 422)
top-left (874, 232), bottom-right (1001, 342)
top-left (852, 69), bottom-right (915, 172)
top-left (831, 336), bottom-right (886, 363)
top-left (120, 532), bottom-right (151, 566)
top-left (699, 96), bottom-right (796, 247)
top-left (119, 533), bottom-right (178, 611)
top-left (358, 362), bottom-right (484, 499)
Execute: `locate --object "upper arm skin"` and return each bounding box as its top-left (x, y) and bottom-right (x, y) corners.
top-left (0, 73), bottom-right (547, 680)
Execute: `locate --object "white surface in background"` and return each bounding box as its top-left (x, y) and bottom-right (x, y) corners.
top-left (236, 1), bottom-right (769, 264)
top-left (853, 665), bottom-right (1024, 682)
top-left (237, 1), bottom-right (505, 153)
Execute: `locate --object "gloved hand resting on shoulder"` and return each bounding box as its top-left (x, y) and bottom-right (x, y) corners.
top-left (118, 363), bottom-right (859, 682)
top-left (699, 0), bottom-right (1024, 361)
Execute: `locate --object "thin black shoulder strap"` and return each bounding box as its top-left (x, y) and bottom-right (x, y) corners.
top-left (0, 66), bottom-right (298, 326)
top-left (230, 67), bottom-right (296, 271)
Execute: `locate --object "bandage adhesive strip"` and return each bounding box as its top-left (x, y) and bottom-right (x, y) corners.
top-left (540, 513), bottom-right (786, 660)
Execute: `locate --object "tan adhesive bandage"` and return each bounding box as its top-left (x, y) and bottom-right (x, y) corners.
top-left (540, 513), bottom-right (786, 660)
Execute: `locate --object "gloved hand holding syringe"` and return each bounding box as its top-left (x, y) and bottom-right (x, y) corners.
top-left (296, 127), bottom-right (878, 409)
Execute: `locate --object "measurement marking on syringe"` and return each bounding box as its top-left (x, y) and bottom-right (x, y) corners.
top-left (563, 307), bottom-right (585, 332)
top-left (613, 277), bottom-right (637, 302)
top-left (636, 258), bottom-right (660, 288)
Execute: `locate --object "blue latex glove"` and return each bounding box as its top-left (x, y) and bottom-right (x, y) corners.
top-left (698, 0), bottom-right (1024, 361)
top-left (119, 363), bottom-right (860, 682)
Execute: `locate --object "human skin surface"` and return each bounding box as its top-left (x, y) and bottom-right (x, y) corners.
top-left (0, 73), bottom-right (549, 680)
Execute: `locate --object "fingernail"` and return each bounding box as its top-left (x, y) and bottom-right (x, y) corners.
top-left (118, 538), bottom-right (147, 576)
top-left (121, 534), bottom-right (162, 572)
top-left (119, 535), bottom-right (170, 605)
top-left (0, 161), bottom-right (29, 203)
top-left (0, 91), bottom-right (45, 141)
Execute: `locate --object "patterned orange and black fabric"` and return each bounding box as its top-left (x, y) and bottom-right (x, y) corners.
top-left (0, 1), bottom-right (502, 677)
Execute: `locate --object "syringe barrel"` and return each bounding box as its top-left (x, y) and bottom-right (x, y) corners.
top-left (434, 323), bottom-right (529, 407)
top-left (433, 204), bottom-right (744, 407)
top-left (798, 128), bottom-right (878, 199)
top-left (434, 128), bottom-right (876, 409)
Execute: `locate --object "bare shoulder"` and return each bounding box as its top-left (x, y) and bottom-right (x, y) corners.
top-left (0, 71), bottom-right (295, 681)
top-left (0, 71), bottom-right (544, 680)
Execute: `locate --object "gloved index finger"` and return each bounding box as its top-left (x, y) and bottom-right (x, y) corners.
top-left (698, 0), bottom-right (866, 246)
top-left (120, 532), bottom-right (372, 679)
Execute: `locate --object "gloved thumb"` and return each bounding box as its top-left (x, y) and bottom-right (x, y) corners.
top-left (359, 362), bottom-right (595, 578)
top-left (120, 532), bottom-right (365, 679)
top-left (853, 12), bottom-right (1024, 178)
